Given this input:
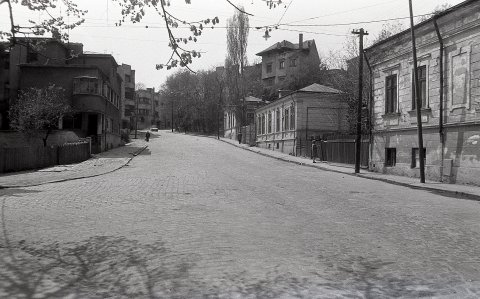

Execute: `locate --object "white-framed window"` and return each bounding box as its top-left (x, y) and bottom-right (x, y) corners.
top-left (381, 64), bottom-right (400, 114)
top-left (448, 46), bottom-right (471, 111)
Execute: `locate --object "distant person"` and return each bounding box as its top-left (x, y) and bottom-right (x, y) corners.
top-left (145, 131), bottom-right (151, 142)
top-left (311, 139), bottom-right (317, 163)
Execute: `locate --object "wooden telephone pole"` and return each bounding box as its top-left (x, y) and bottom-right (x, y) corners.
top-left (409, 0), bottom-right (426, 183)
top-left (352, 28), bottom-right (368, 174)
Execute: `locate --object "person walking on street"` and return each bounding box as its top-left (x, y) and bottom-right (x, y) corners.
top-left (312, 139), bottom-right (317, 163)
top-left (145, 131), bottom-right (151, 142)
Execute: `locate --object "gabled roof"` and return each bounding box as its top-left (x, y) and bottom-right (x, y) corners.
top-left (256, 40), bottom-right (314, 56)
top-left (298, 83), bottom-right (343, 94)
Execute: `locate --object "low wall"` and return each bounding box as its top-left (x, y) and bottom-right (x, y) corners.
top-left (0, 130), bottom-right (82, 148)
top-left (0, 141), bottom-right (91, 173)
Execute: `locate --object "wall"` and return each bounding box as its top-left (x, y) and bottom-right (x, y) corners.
top-left (0, 130), bottom-right (82, 148)
top-left (367, 0), bottom-right (480, 185)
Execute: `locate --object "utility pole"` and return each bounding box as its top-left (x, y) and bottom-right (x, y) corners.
top-left (409, 0), bottom-right (426, 183)
top-left (134, 93), bottom-right (138, 139)
top-left (352, 28), bottom-right (368, 174)
top-left (171, 97), bottom-right (174, 133)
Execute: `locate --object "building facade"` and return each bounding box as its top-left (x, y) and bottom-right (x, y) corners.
top-left (135, 88), bottom-right (161, 130)
top-left (224, 96), bottom-right (265, 140)
top-left (1, 38), bottom-right (123, 152)
top-left (365, 0), bottom-right (480, 185)
top-left (117, 63), bottom-right (136, 129)
top-left (256, 34), bottom-right (320, 88)
top-left (256, 83), bottom-right (348, 156)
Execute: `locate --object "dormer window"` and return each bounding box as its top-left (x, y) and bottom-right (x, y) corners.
top-left (279, 59), bottom-right (285, 69)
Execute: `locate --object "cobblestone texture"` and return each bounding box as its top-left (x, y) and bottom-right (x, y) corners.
top-left (1, 131), bottom-right (480, 298)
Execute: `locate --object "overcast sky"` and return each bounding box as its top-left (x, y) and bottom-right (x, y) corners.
top-left (1, 0), bottom-right (464, 89)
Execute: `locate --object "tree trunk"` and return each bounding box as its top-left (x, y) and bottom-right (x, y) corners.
top-left (42, 129), bottom-right (51, 147)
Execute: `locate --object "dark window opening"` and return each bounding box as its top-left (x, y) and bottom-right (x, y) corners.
top-left (385, 74), bottom-right (397, 114)
top-left (385, 148), bottom-right (396, 167)
top-left (63, 113), bottom-right (83, 130)
top-left (411, 147), bottom-right (426, 168)
top-left (412, 65), bottom-right (427, 110)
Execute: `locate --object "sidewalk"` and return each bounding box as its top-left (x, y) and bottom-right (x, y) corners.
top-left (218, 136), bottom-right (480, 201)
top-left (0, 140), bottom-right (148, 188)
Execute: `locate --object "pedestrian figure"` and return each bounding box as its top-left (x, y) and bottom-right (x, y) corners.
top-left (311, 139), bottom-right (317, 163)
top-left (145, 131), bottom-right (151, 142)
top-left (238, 132), bottom-right (243, 144)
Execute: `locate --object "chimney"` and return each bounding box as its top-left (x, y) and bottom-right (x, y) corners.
top-left (299, 33), bottom-right (303, 49)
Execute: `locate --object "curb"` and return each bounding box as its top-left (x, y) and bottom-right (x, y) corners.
top-left (0, 145), bottom-right (148, 189)
top-left (215, 137), bottom-right (480, 201)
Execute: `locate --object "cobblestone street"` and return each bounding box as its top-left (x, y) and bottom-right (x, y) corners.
top-left (1, 131), bottom-right (480, 298)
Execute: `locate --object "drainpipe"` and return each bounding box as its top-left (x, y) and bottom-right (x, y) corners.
top-left (434, 16), bottom-right (445, 179)
top-left (363, 51), bottom-right (374, 169)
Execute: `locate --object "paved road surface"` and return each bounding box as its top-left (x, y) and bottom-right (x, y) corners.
top-left (1, 131), bottom-right (480, 298)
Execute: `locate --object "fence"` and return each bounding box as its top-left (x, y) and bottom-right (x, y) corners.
top-left (0, 141), bottom-right (91, 173)
top-left (310, 134), bottom-right (369, 168)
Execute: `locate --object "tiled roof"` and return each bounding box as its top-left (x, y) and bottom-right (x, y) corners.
top-left (256, 40), bottom-right (314, 56)
top-left (299, 83), bottom-right (343, 94)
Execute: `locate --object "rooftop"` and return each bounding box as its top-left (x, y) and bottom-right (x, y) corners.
top-left (256, 40), bottom-right (314, 56)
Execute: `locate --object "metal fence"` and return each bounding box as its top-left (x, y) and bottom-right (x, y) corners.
top-left (311, 134), bottom-right (369, 167)
top-left (0, 141), bottom-right (90, 173)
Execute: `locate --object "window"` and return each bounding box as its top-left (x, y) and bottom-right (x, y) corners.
top-left (284, 108), bottom-right (289, 130)
top-left (125, 74), bottom-right (131, 83)
top-left (276, 109), bottom-right (280, 132)
top-left (63, 113), bottom-right (83, 130)
top-left (265, 77), bottom-right (275, 86)
top-left (279, 59), bottom-right (285, 69)
top-left (125, 88), bottom-right (135, 100)
top-left (247, 112), bottom-right (254, 124)
top-left (261, 114), bottom-right (266, 134)
top-left (411, 147), bottom-right (426, 168)
top-left (278, 76), bottom-right (286, 82)
top-left (412, 65), bottom-right (427, 110)
top-left (290, 105), bottom-right (295, 130)
top-left (266, 63), bottom-right (273, 73)
top-left (385, 148), bottom-right (396, 167)
top-left (267, 112), bottom-right (272, 133)
top-left (290, 58), bottom-right (297, 67)
top-left (257, 116), bottom-right (261, 135)
top-left (385, 74), bottom-right (397, 114)
top-left (73, 77), bottom-right (99, 95)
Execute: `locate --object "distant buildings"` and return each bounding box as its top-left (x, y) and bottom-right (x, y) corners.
top-left (224, 95), bottom-right (265, 140)
top-left (117, 63), bottom-right (136, 130)
top-left (135, 87), bottom-right (162, 130)
top-left (256, 34), bottom-right (320, 89)
top-left (255, 83), bottom-right (347, 156)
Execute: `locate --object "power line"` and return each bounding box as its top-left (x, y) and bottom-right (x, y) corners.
top-left (276, 0), bottom-right (293, 26)
top-left (276, 0), bottom-right (402, 26)
top-left (276, 13), bottom-right (434, 27)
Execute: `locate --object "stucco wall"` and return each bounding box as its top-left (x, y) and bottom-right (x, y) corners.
top-left (367, 1), bottom-right (480, 185)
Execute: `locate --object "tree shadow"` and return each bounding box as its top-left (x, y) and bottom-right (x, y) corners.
top-left (313, 255), bottom-right (438, 298)
top-left (0, 236), bottom-right (198, 299)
